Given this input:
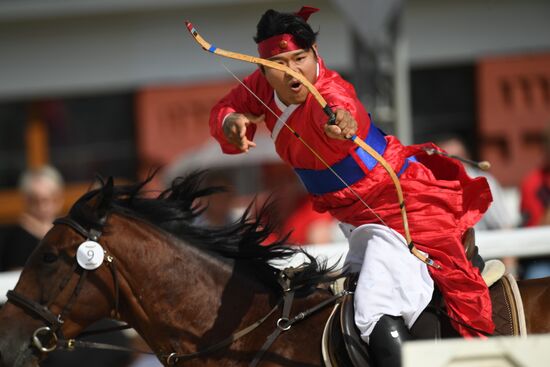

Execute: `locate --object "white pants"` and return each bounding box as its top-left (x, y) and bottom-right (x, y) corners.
top-left (341, 223), bottom-right (434, 343)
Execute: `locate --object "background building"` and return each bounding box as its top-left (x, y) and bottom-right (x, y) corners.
top-left (1, 0), bottom-right (549, 224)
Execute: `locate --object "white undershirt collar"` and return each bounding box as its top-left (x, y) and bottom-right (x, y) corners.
top-left (271, 62), bottom-right (320, 142)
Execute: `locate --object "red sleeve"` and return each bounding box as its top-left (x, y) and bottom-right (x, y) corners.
top-left (313, 70), bottom-right (370, 139)
top-left (209, 70), bottom-right (265, 154)
top-left (315, 60), bottom-right (370, 134)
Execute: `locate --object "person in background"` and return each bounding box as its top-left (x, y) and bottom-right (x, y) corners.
top-left (436, 136), bottom-right (515, 231)
top-left (436, 135), bottom-right (518, 276)
top-left (0, 165), bottom-right (64, 271)
top-left (0, 166), bottom-right (133, 367)
top-left (519, 124), bottom-right (550, 279)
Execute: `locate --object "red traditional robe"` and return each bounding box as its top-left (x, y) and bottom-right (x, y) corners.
top-left (210, 57), bottom-right (495, 337)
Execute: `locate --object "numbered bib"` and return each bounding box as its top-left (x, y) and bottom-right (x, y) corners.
top-left (76, 241), bottom-right (105, 270)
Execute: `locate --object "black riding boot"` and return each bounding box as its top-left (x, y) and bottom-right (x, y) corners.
top-left (369, 315), bottom-right (412, 367)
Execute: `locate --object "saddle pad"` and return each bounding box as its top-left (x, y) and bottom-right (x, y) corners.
top-left (490, 273), bottom-right (527, 336)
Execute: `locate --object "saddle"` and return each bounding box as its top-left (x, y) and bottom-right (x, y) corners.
top-left (322, 274), bottom-right (371, 367)
top-left (322, 228), bottom-right (525, 367)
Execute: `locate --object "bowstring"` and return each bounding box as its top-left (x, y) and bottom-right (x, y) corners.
top-left (218, 61), bottom-right (409, 248)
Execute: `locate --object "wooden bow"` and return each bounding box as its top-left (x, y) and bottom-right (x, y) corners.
top-left (185, 21), bottom-right (440, 269)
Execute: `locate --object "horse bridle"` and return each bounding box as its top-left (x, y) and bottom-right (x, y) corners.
top-left (6, 216), bottom-right (122, 354)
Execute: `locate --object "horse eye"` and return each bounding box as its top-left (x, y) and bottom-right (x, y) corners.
top-left (43, 252), bottom-right (58, 263)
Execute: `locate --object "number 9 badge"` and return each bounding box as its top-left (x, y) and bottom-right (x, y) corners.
top-left (76, 241), bottom-right (105, 270)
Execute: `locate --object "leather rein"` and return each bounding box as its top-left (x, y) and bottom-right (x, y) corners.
top-left (5, 215), bottom-right (347, 366)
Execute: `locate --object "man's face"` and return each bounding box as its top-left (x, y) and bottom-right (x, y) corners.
top-left (263, 46), bottom-right (318, 106)
top-left (24, 177), bottom-right (63, 222)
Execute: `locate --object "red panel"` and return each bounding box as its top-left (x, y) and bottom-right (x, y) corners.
top-left (477, 53), bottom-right (550, 186)
top-left (136, 81), bottom-right (237, 167)
top-left (135, 80), bottom-right (238, 190)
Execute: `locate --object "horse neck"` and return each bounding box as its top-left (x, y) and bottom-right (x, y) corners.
top-left (106, 213), bottom-right (276, 355)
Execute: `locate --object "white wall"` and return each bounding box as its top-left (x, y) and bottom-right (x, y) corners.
top-left (1, 0), bottom-right (548, 101)
top-left (0, 0), bottom-right (351, 100)
top-left (406, 0), bottom-right (550, 65)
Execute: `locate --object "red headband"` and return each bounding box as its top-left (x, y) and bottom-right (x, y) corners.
top-left (257, 6), bottom-right (319, 59)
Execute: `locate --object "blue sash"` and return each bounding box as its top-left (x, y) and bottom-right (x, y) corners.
top-left (295, 125), bottom-right (415, 195)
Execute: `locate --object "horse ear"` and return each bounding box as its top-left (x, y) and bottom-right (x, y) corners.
top-left (96, 177), bottom-right (114, 217)
top-left (85, 176), bottom-right (114, 219)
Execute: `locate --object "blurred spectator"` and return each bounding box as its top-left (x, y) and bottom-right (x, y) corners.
top-left (0, 165), bottom-right (64, 271)
top-left (0, 166), bottom-right (133, 366)
top-left (436, 136), bottom-right (516, 230)
top-left (263, 165), bottom-right (335, 245)
top-left (519, 124), bottom-right (550, 279)
top-left (436, 135), bottom-right (518, 275)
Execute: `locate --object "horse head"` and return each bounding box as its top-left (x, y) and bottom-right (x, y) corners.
top-left (0, 180), bottom-right (121, 367)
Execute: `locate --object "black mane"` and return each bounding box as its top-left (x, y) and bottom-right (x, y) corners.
top-left (68, 172), bottom-right (336, 292)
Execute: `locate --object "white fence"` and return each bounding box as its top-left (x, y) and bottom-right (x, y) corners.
top-left (0, 270), bottom-right (21, 303)
top-left (2, 226), bottom-right (550, 302)
top-left (403, 334), bottom-right (550, 367)
top-left (280, 225), bottom-right (550, 269)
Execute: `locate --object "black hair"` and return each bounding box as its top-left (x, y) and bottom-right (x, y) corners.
top-left (254, 9), bottom-right (318, 50)
top-left (68, 171), bottom-right (338, 292)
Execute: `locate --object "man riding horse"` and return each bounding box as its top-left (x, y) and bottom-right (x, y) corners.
top-left (206, 6), bottom-right (494, 367)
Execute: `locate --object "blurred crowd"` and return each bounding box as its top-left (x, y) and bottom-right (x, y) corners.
top-left (1, 127), bottom-right (550, 366)
top-left (3, 142), bottom-right (549, 277)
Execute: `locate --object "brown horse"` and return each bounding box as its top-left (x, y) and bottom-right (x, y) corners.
top-left (0, 173), bottom-right (549, 367)
top-left (0, 173), bottom-right (337, 367)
